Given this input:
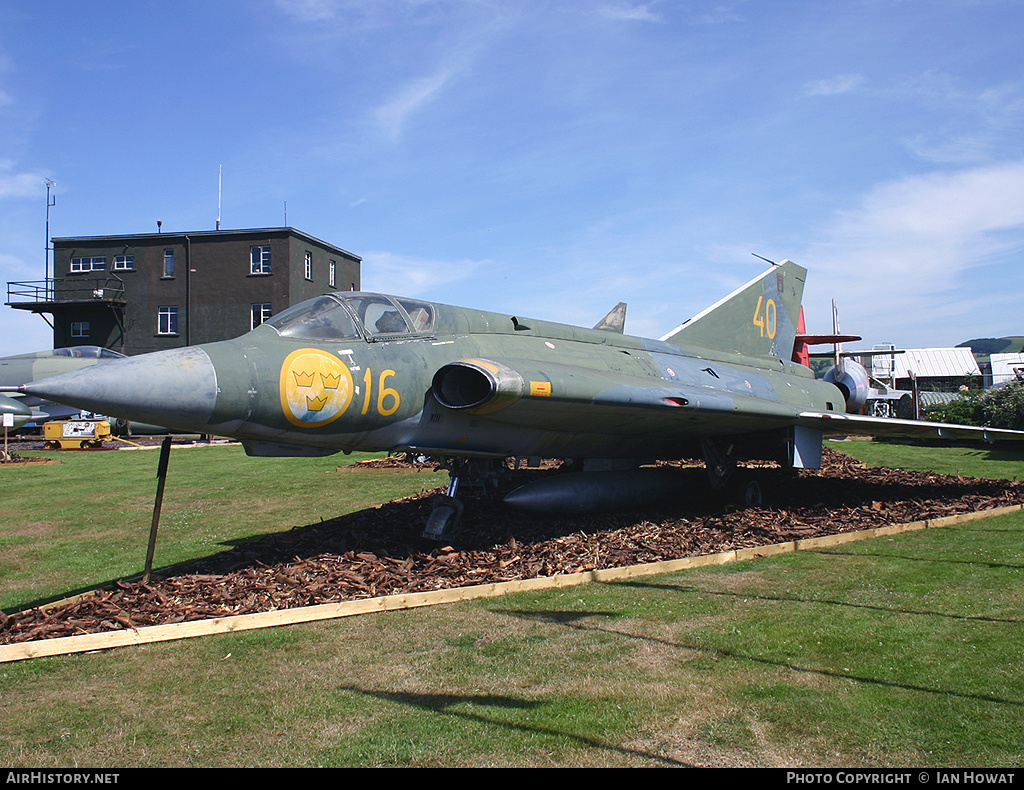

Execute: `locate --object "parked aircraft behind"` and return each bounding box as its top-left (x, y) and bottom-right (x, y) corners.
top-left (11, 261), bottom-right (1023, 537)
top-left (0, 346), bottom-right (126, 430)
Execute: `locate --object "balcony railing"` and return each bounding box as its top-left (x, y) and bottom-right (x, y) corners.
top-left (6, 278), bottom-right (126, 306)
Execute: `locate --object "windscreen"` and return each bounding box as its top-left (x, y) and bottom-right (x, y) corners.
top-left (344, 295), bottom-right (412, 337)
top-left (264, 296), bottom-right (360, 340)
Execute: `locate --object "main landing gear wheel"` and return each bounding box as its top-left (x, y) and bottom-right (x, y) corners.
top-left (702, 439), bottom-right (763, 509)
top-left (726, 471), bottom-right (764, 508)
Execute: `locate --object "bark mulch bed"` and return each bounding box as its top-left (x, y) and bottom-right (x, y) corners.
top-left (0, 449), bottom-right (56, 466)
top-left (3, 448), bottom-right (1022, 645)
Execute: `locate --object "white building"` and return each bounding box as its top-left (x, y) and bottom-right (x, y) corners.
top-left (863, 347), bottom-right (981, 388)
top-left (989, 353), bottom-right (1024, 387)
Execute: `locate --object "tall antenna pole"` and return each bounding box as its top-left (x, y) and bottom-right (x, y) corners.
top-left (216, 165), bottom-right (222, 231)
top-left (44, 178), bottom-right (56, 296)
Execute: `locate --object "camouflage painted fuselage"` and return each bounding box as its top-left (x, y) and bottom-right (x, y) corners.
top-left (203, 308), bottom-right (839, 462)
top-left (20, 261), bottom-right (843, 466)
top-left (22, 258), bottom-right (1024, 468)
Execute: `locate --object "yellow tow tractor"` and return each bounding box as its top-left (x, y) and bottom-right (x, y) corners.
top-left (42, 418), bottom-right (111, 449)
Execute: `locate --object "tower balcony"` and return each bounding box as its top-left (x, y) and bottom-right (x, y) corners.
top-left (5, 278), bottom-right (127, 312)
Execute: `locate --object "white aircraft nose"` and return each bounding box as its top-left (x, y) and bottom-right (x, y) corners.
top-left (20, 346), bottom-right (219, 433)
top-left (0, 393), bottom-right (33, 429)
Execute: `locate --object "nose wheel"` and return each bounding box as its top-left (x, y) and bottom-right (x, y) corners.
top-left (423, 470), bottom-right (466, 540)
top-left (420, 458), bottom-right (505, 540)
top-left (423, 494), bottom-right (464, 540)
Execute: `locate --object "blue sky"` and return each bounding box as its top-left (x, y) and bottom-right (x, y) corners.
top-left (2, 0), bottom-right (1023, 356)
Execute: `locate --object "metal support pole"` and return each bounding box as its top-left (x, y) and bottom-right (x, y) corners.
top-left (143, 436), bottom-right (172, 583)
top-left (2, 412), bottom-right (13, 460)
top-left (44, 179), bottom-right (55, 299)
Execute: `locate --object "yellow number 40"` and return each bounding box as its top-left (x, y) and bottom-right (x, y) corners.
top-left (752, 296), bottom-right (777, 339)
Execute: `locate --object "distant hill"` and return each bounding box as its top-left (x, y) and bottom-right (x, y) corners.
top-left (956, 337), bottom-right (1024, 360)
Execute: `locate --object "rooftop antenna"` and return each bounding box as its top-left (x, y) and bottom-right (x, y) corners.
top-left (284, 201), bottom-right (288, 227)
top-left (216, 164), bottom-right (222, 231)
top-left (44, 178), bottom-right (56, 292)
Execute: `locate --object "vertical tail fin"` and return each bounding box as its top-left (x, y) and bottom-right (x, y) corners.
top-left (659, 259), bottom-right (807, 360)
top-left (593, 302), bottom-right (627, 333)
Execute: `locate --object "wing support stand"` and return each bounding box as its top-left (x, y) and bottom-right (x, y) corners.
top-left (143, 436), bottom-right (173, 583)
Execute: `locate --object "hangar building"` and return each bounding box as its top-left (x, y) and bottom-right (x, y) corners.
top-left (866, 346), bottom-right (982, 392)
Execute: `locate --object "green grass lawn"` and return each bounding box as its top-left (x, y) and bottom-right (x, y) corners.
top-left (0, 444), bottom-right (448, 611)
top-left (1, 440), bottom-right (1022, 767)
top-left (827, 438), bottom-right (1024, 481)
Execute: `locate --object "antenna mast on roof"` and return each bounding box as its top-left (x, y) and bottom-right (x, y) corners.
top-left (44, 178), bottom-right (56, 290)
top-left (216, 165), bottom-right (222, 231)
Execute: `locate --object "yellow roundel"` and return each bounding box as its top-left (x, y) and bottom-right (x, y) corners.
top-left (280, 348), bottom-right (354, 428)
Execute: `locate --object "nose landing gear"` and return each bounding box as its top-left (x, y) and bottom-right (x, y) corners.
top-left (422, 458), bottom-right (503, 540)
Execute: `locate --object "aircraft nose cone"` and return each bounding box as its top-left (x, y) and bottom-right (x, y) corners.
top-left (21, 346), bottom-right (219, 432)
top-left (0, 393), bottom-right (32, 429)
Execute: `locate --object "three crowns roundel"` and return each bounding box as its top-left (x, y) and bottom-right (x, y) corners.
top-left (279, 348), bottom-right (354, 428)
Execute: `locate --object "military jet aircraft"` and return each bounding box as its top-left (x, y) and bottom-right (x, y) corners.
top-left (9, 260), bottom-right (1023, 537)
top-left (0, 346), bottom-right (126, 430)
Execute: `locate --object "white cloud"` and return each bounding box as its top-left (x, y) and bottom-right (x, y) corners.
top-left (831, 161), bottom-right (1024, 248)
top-left (688, 2), bottom-right (744, 25)
top-left (359, 250), bottom-right (484, 296)
top-left (0, 309), bottom-right (51, 356)
top-left (597, 3), bottom-right (662, 22)
top-left (805, 160), bottom-right (1024, 346)
top-left (904, 133), bottom-right (996, 165)
top-left (0, 163), bottom-right (47, 200)
top-left (0, 251), bottom-right (31, 277)
top-left (273, 0), bottom-right (479, 27)
top-left (374, 67), bottom-right (456, 141)
top-left (0, 252), bottom-right (53, 354)
top-left (804, 74), bottom-right (865, 96)
top-left (890, 72), bottom-right (1024, 164)
top-left (273, 0), bottom-right (339, 22)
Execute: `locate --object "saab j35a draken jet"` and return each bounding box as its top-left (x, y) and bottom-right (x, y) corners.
top-left (10, 260), bottom-right (1022, 538)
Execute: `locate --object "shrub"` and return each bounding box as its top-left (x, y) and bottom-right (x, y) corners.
top-left (983, 380), bottom-right (1024, 430)
top-left (927, 381), bottom-right (1024, 430)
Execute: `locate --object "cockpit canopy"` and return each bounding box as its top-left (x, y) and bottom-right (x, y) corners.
top-left (265, 293), bottom-right (436, 341)
top-left (52, 346), bottom-right (126, 359)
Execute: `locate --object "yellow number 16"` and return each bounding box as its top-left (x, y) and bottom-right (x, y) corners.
top-left (361, 368), bottom-right (401, 416)
top-left (752, 296), bottom-right (777, 339)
